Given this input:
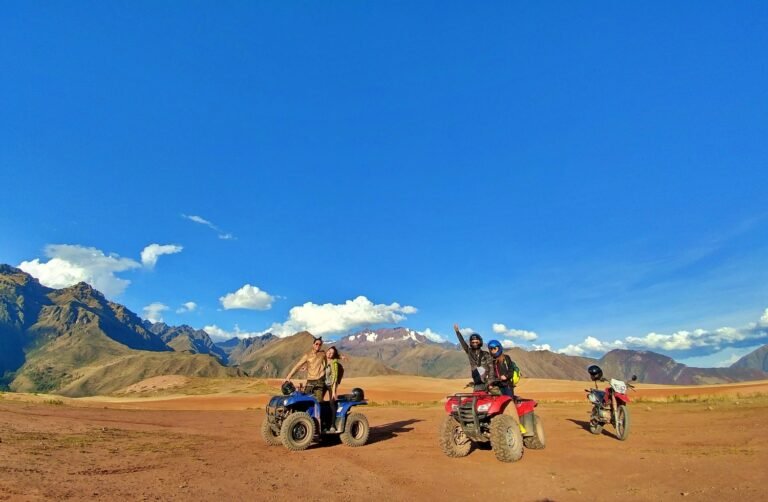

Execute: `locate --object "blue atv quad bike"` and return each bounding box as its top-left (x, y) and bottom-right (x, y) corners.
top-left (261, 382), bottom-right (370, 451)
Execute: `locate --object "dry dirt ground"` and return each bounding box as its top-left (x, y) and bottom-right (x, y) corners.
top-left (1, 378), bottom-right (767, 501)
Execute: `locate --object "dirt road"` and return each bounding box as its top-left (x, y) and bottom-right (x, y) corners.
top-left (1, 395), bottom-right (766, 501)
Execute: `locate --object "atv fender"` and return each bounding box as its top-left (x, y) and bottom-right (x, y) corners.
top-left (501, 402), bottom-right (520, 422)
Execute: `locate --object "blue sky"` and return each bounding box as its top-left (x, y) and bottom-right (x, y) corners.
top-left (2, 2), bottom-right (767, 367)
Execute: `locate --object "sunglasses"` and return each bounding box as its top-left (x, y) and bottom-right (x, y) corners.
top-left (490, 347), bottom-right (500, 351)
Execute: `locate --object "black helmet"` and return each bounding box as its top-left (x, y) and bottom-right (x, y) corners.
top-left (587, 365), bottom-right (603, 381)
top-left (281, 381), bottom-right (296, 395)
top-left (351, 387), bottom-right (365, 401)
top-left (469, 333), bottom-right (483, 345)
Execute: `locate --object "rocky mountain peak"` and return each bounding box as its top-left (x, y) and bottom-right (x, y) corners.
top-left (62, 282), bottom-right (106, 302)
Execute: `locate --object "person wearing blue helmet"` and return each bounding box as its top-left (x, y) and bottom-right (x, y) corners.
top-left (487, 339), bottom-right (520, 398)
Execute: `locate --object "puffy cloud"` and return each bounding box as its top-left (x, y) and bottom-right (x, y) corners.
top-left (557, 308), bottom-right (768, 358)
top-left (182, 214), bottom-right (235, 240)
top-left (202, 324), bottom-right (263, 341)
top-left (531, 344), bottom-right (553, 352)
top-left (558, 336), bottom-right (626, 357)
top-left (219, 284), bottom-right (275, 310)
top-left (492, 323), bottom-right (538, 341)
top-left (418, 328), bottom-right (446, 343)
top-left (18, 244), bottom-right (140, 297)
top-left (264, 296), bottom-right (418, 338)
top-left (716, 353), bottom-right (743, 368)
top-left (176, 301), bottom-right (197, 314)
top-left (143, 303), bottom-right (169, 323)
top-left (140, 244), bottom-right (183, 268)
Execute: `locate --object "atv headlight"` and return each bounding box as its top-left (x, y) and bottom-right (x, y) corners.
top-left (450, 404), bottom-right (458, 412)
top-left (283, 399), bottom-right (289, 406)
top-left (477, 403), bottom-right (491, 412)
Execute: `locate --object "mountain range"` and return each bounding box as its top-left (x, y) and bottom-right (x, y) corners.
top-left (1, 264), bottom-right (766, 396)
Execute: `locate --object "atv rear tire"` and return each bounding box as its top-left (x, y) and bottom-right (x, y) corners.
top-left (490, 414), bottom-right (524, 463)
top-left (438, 416), bottom-right (472, 458)
top-left (340, 413), bottom-right (370, 447)
top-left (615, 405), bottom-right (630, 441)
top-left (280, 412), bottom-right (315, 451)
top-left (523, 414), bottom-right (546, 450)
top-left (261, 418), bottom-right (282, 446)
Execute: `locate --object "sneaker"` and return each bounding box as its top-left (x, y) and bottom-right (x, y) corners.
top-left (328, 427), bottom-right (336, 433)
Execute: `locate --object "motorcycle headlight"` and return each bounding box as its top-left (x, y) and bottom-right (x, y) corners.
top-left (477, 403), bottom-right (491, 413)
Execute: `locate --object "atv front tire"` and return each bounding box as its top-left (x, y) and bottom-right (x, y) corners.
top-left (490, 414), bottom-right (524, 463)
top-left (438, 416), bottom-right (472, 458)
top-left (340, 413), bottom-right (370, 447)
top-left (523, 414), bottom-right (546, 450)
top-left (261, 418), bottom-right (282, 446)
top-left (281, 412), bottom-right (315, 451)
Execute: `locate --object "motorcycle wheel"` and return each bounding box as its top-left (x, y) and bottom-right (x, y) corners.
top-left (490, 414), bottom-right (524, 463)
top-left (523, 414), bottom-right (546, 449)
top-left (615, 405), bottom-right (630, 441)
top-left (438, 415), bottom-right (472, 458)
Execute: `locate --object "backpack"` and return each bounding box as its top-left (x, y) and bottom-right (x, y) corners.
top-left (509, 358), bottom-right (521, 385)
top-left (502, 354), bottom-right (521, 385)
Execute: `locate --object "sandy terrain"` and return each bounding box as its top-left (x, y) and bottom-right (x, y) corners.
top-left (1, 377), bottom-right (767, 501)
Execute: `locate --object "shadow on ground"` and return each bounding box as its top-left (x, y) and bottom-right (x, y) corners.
top-left (566, 418), bottom-right (616, 438)
top-left (367, 419), bottom-right (423, 445)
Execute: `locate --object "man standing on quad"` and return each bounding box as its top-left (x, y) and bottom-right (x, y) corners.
top-left (487, 339), bottom-right (520, 398)
top-left (454, 324), bottom-right (493, 389)
top-left (284, 336), bottom-right (327, 400)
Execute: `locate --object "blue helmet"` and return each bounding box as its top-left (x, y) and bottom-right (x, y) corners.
top-left (487, 339), bottom-right (503, 356)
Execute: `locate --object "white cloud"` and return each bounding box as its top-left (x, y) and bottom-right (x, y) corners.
top-left (716, 353), bottom-right (743, 368)
top-left (18, 244), bottom-right (140, 297)
top-left (176, 301), bottom-right (197, 314)
top-left (182, 214), bottom-right (235, 240)
top-left (418, 328), bottom-right (446, 343)
top-left (531, 343), bottom-right (553, 352)
top-left (500, 339), bottom-right (516, 349)
top-left (264, 296), bottom-right (418, 338)
top-left (143, 303), bottom-right (169, 323)
top-left (558, 336), bottom-right (626, 357)
top-left (140, 244), bottom-right (183, 268)
top-left (203, 324), bottom-right (263, 341)
top-left (556, 308), bottom-right (768, 358)
top-left (219, 284), bottom-right (275, 310)
top-left (492, 323), bottom-right (538, 341)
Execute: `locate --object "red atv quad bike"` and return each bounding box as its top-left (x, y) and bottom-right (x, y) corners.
top-left (439, 381), bottom-right (545, 463)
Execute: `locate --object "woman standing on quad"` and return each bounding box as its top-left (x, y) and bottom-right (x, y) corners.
top-left (487, 339), bottom-right (520, 398)
top-left (324, 346), bottom-right (344, 400)
top-left (454, 323), bottom-right (493, 388)
top-left (324, 346), bottom-right (344, 431)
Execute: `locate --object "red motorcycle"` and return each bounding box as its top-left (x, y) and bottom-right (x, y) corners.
top-left (585, 365), bottom-right (637, 440)
top-left (439, 381), bottom-right (545, 463)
